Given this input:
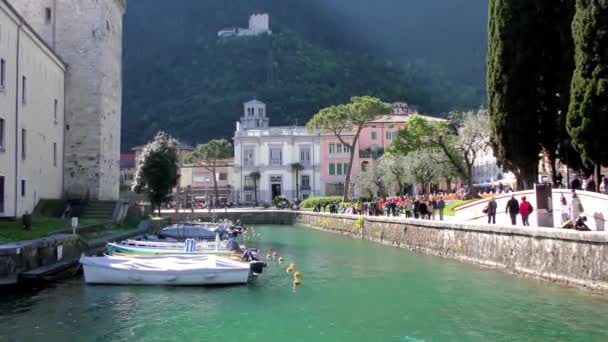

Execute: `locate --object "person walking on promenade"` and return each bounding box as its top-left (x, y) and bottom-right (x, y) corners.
top-left (601, 177), bottom-right (608, 195)
top-left (427, 200), bottom-right (435, 220)
top-left (556, 172), bottom-right (564, 188)
top-left (571, 176), bottom-right (582, 190)
top-left (560, 195), bottom-right (570, 225)
top-left (404, 199), bottom-right (412, 218)
top-left (519, 196), bottom-right (533, 227)
top-left (506, 195), bottom-right (519, 225)
top-left (486, 197), bottom-right (497, 224)
top-left (418, 200), bottom-right (427, 220)
top-left (413, 198), bottom-right (421, 219)
top-left (437, 197), bottom-right (446, 221)
top-left (585, 175), bottom-right (596, 192)
top-left (570, 190), bottom-right (583, 221)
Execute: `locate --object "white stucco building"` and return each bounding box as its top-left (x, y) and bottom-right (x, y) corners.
top-left (0, 0), bottom-right (126, 218)
top-left (218, 13), bottom-right (272, 38)
top-left (233, 100), bottom-right (323, 204)
top-left (0, 1), bottom-right (66, 217)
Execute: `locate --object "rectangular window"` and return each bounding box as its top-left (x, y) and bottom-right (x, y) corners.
top-left (243, 148), bottom-right (255, 166)
top-left (371, 131), bottom-right (377, 140)
top-left (45, 8), bottom-right (52, 24)
top-left (336, 163), bottom-right (343, 175)
top-left (0, 59), bottom-right (5, 88)
top-left (21, 128), bottom-right (26, 160)
top-left (21, 179), bottom-right (26, 197)
top-left (53, 142), bottom-right (57, 167)
top-left (270, 148), bottom-right (282, 166)
top-left (336, 144), bottom-right (342, 154)
top-left (0, 118), bottom-right (4, 151)
top-left (329, 143), bottom-right (336, 154)
top-left (54, 99), bottom-right (58, 123)
top-left (21, 76), bottom-right (26, 104)
top-left (0, 175), bottom-right (4, 213)
top-left (218, 173), bottom-right (228, 181)
top-left (301, 175), bottom-right (310, 187)
top-left (344, 145), bottom-right (350, 154)
top-left (386, 131), bottom-right (397, 140)
top-left (244, 176), bottom-right (254, 187)
top-left (300, 148), bottom-right (311, 166)
top-left (329, 163), bottom-right (335, 175)
top-left (193, 173), bottom-right (211, 183)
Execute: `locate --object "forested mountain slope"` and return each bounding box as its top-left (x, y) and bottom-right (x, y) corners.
top-left (122, 0), bottom-right (488, 149)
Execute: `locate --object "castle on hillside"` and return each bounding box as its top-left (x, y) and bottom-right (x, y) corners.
top-left (218, 13), bottom-right (272, 38)
top-left (0, 0), bottom-right (125, 218)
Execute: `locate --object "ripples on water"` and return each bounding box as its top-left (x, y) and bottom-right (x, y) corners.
top-left (1, 225), bottom-right (608, 341)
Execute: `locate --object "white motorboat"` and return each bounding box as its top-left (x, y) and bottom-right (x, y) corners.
top-left (105, 242), bottom-right (237, 256)
top-left (121, 239), bottom-right (246, 251)
top-left (80, 254), bottom-right (255, 285)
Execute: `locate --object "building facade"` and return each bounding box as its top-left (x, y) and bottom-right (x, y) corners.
top-left (10, 0), bottom-right (126, 201)
top-left (179, 160), bottom-right (235, 204)
top-left (218, 13), bottom-right (272, 38)
top-left (320, 103), bottom-right (437, 197)
top-left (233, 101), bottom-right (323, 204)
top-left (0, 0), bottom-right (66, 217)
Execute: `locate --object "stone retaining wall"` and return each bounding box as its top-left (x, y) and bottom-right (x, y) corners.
top-left (167, 210), bottom-right (608, 290)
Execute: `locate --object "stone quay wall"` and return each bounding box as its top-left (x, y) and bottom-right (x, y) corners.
top-left (166, 210), bottom-right (608, 290)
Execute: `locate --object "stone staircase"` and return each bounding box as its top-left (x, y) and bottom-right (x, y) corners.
top-left (80, 201), bottom-right (116, 221)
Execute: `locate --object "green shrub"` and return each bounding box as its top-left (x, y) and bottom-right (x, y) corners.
top-left (357, 195), bottom-right (372, 203)
top-left (262, 202), bottom-right (271, 209)
top-left (300, 196), bottom-right (343, 209)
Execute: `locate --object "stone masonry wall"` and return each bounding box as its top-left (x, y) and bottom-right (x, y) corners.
top-left (11, 0), bottom-right (126, 201)
top-left (167, 210), bottom-right (608, 290)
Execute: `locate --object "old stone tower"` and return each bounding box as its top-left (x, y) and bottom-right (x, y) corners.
top-left (9, 0), bottom-right (126, 200)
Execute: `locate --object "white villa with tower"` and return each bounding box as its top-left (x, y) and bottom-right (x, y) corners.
top-left (233, 100), bottom-right (324, 204)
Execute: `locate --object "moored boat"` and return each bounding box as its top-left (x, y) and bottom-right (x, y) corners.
top-left (106, 242), bottom-right (236, 256)
top-left (121, 239), bottom-right (245, 251)
top-left (80, 254), bottom-right (256, 285)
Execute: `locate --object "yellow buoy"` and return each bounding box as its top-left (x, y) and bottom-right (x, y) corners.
top-left (286, 263), bottom-right (295, 273)
top-left (293, 272), bottom-right (302, 285)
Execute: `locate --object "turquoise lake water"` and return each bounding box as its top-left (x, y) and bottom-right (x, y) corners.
top-left (1, 225), bottom-right (608, 341)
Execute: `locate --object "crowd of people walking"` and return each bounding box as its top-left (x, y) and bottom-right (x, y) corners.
top-left (313, 197), bottom-right (449, 221)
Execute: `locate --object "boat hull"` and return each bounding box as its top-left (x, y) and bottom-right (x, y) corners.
top-left (80, 255), bottom-right (251, 286)
top-left (106, 243), bottom-right (235, 256)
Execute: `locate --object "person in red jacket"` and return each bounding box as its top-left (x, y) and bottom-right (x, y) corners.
top-left (519, 196), bottom-right (533, 226)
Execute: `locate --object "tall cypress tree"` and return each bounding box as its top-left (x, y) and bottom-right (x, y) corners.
top-left (567, 0), bottom-right (608, 188)
top-left (488, 0), bottom-right (541, 189)
top-left (488, 0), bottom-right (576, 189)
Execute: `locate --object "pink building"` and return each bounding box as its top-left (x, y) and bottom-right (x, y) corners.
top-left (320, 102), bottom-right (442, 197)
top-left (179, 159), bottom-right (234, 203)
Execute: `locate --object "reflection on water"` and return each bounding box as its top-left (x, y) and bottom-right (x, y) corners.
top-left (1, 225), bottom-right (608, 341)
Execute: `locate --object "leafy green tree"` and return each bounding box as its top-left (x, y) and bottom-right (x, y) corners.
top-left (378, 155), bottom-right (410, 196)
top-left (132, 131), bottom-right (179, 215)
top-left (186, 139), bottom-right (233, 202)
top-left (403, 151), bottom-right (445, 196)
top-left (388, 115), bottom-right (467, 185)
top-left (567, 0), bottom-right (608, 189)
top-left (307, 96), bottom-right (392, 200)
top-left (249, 171), bottom-right (261, 206)
top-left (487, 0), bottom-right (575, 189)
top-left (290, 162), bottom-right (305, 201)
top-left (354, 160), bottom-right (387, 199)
